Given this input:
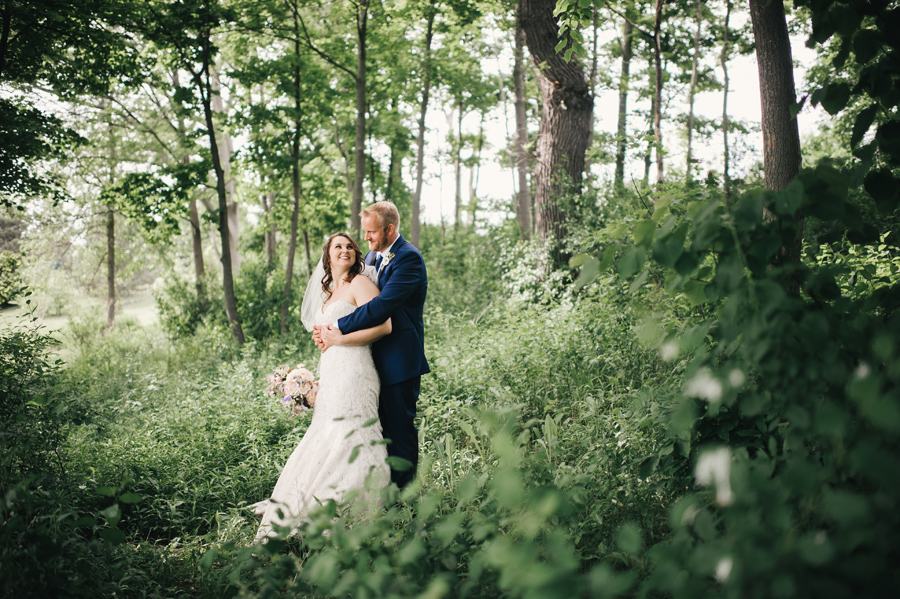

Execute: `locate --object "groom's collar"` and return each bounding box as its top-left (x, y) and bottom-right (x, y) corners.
top-left (380, 235), bottom-right (402, 256)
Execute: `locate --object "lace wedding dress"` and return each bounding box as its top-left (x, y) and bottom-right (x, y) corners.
top-left (254, 300), bottom-right (389, 541)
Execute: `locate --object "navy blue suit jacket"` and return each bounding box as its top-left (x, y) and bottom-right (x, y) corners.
top-left (337, 235), bottom-right (429, 386)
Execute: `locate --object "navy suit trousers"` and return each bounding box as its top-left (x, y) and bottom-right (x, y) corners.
top-left (379, 376), bottom-right (420, 488)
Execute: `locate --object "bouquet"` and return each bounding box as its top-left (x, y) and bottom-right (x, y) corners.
top-left (265, 364), bottom-right (319, 416)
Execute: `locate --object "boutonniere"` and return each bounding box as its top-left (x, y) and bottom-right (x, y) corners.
top-left (382, 252), bottom-right (396, 267)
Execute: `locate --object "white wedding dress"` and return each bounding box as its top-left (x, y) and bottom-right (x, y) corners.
top-left (254, 299), bottom-right (389, 541)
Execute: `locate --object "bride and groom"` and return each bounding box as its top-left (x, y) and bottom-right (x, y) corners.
top-left (254, 201), bottom-right (429, 540)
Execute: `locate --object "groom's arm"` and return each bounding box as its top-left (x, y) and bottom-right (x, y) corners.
top-left (337, 250), bottom-right (426, 334)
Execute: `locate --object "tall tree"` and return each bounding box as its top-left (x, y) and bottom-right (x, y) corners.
top-left (519, 0), bottom-right (593, 266)
top-left (411, 0), bottom-right (438, 247)
top-left (144, 0), bottom-right (245, 344)
top-left (651, 0), bottom-right (665, 183)
top-left (721, 0), bottom-right (732, 200)
top-left (514, 9), bottom-right (532, 240)
top-left (748, 0), bottom-right (802, 192)
top-left (614, 18), bottom-right (634, 191)
top-left (685, 0), bottom-right (702, 182)
top-left (748, 0), bottom-right (802, 272)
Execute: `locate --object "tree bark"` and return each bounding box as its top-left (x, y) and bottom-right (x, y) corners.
top-left (351, 0), bottom-right (369, 236)
top-left (210, 67), bottom-right (240, 273)
top-left (283, 9), bottom-right (303, 334)
top-left (749, 0), bottom-right (801, 192)
top-left (188, 195), bottom-right (205, 306)
top-left (454, 102), bottom-right (463, 229)
top-left (106, 208), bottom-right (115, 331)
top-left (686, 0), bottom-right (702, 182)
top-left (614, 18), bottom-right (633, 190)
top-left (514, 11), bottom-right (531, 240)
top-left (263, 192), bottom-right (276, 269)
top-left (721, 0), bottom-right (732, 200)
top-left (652, 0), bottom-right (665, 184)
top-left (748, 0), bottom-right (803, 272)
top-left (411, 0), bottom-right (437, 247)
top-left (468, 112), bottom-right (485, 226)
top-left (519, 0), bottom-right (593, 267)
top-left (197, 32), bottom-right (244, 345)
top-left (106, 112), bottom-right (116, 332)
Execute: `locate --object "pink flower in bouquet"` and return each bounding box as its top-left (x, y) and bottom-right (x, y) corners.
top-left (265, 362), bottom-right (319, 416)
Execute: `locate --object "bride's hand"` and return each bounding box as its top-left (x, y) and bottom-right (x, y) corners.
top-left (320, 325), bottom-right (345, 350)
top-left (313, 326), bottom-right (326, 352)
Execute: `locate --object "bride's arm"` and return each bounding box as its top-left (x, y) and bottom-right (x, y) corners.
top-left (321, 276), bottom-right (391, 347)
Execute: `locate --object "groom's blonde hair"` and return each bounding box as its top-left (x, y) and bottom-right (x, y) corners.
top-left (362, 201), bottom-right (400, 231)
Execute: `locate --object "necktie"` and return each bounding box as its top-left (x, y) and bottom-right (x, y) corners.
top-left (375, 254), bottom-right (383, 272)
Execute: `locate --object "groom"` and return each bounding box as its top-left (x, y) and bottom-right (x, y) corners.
top-left (317, 201), bottom-right (429, 488)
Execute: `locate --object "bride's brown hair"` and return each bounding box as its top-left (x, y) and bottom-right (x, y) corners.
top-left (321, 233), bottom-right (365, 300)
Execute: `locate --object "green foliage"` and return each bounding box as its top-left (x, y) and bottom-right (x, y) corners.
top-left (0, 303), bottom-right (65, 488)
top-left (0, 97), bottom-right (83, 207)
top-left (575, 160), bottom-right (900, 596)
top-left (0, 251), bottom-right (25, 306)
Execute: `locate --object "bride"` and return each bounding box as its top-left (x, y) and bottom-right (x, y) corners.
top-left (254, 232), bottom-right (391, 541)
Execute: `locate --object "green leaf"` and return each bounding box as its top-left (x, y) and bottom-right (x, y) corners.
top-left (573, 254), bottom-right (600, 289)
top-left (198, 547), bottom-right (219, 570)
top-left (616, 522), bottom-right (642, 554)
top-left (101, 504), bottom-right (121, 528)
top-left (119, 493), bottom-right (143, 504)
top-left (554, 39), bottom-right (567, 54)
top-left (347, 443), bottom-right (362, 464)
top-left (633, 219), bottom-right (655, 247)
top-left (821, 83), bottom-right (851, 115)
top-left (99, 527), bottom-right (126, 545)
top-left (598, 245), bottom-right (617, 272)
top-left (616, 247), bottom-right (646, 279)
top-left (789, 95), bottom-right (807, 118)
top-left (775, 179), bottom-right (804, 216)
top-left (651, 223), bottom-right (688, 269)
top-left (852, 28), bottom-right (881, 64)
top-left (864, 169), bottom-right (899, 214)
top-left (385, 456), bottom-right (413, 471)
top-left (850, 105), bottom-right (878, 147)
top-left (683, 280), bottom-right (708, 306)
top-left (95, 486), bottom-right (117, 497)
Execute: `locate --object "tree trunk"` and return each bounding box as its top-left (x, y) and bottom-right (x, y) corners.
top-left (411, 0), bottom-right (437, 247)
top-left (749, 0), bottom-right (801, 193)
top-left (748, 0), bottom-right (803, 273)
top-left (188, 196), bottom-right (205, 306)
top-left (514, 11), bottom-right (532, 240)
top-left (686, 0), bottom-right (702, 182)
top-left (263, 192), bottom-right (276, 269)
top-left (283, 12), bottom-right (303, 335)
top-left (197, 33), bottom-right (244, 345)
top-left (584, 8), bottom-right (599, 178)
top-left (644, 94), bottom-right (655, 185)
top-left (385, 97), bottom-right (400, 202)
top-left (614, 18), bottom-right (633, 191)
top-left (105, 113), bottom-right (116, 332)
top-left (454, 102), bottom-right (463, 229)
top-left (519, 0), bottom-right (593, 267)
top-left (652, 0), bottom-right (665, 184)
top-left (468, 113), bottom-right (485, 226)
top-left (351, 0), bottom-right (369, 236)
top-left (211, 67), bottom-right (240, 273)
top-left (721, 0), bottom-right (732, 200)
top-left (105, 208), bottom-right (115, 330)
top-left (282, 156), bottom-right (301, 335)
